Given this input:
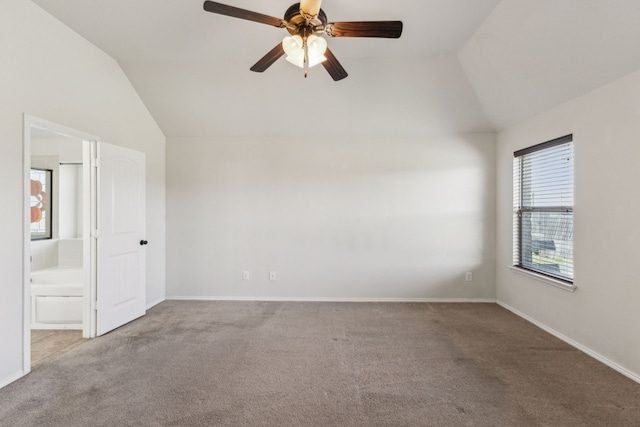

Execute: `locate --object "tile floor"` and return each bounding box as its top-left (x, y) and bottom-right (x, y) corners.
top-left (31, 330), bottom-right (85, 368)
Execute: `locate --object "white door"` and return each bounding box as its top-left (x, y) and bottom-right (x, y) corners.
top-left (96, 142), bottom-right (146, 336)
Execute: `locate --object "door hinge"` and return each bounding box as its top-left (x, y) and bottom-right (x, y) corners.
top-left (92, 229), bottom-right (100, 239)
top-left (92, 301), bottom-right (98, 311)
top-left (91, 157), bottom-right (100, 168)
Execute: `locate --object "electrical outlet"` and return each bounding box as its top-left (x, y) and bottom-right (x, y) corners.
top-left (243, 271), bottom-right (250, 281)
top-left (269, 271), bottom-right (277, 281)
top-left (465, 272), bottom-right (473, 282)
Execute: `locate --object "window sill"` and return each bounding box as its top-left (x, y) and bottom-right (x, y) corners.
top-left (510, 267), bottom-right (577, 292)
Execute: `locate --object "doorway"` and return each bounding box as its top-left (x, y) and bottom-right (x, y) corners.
top-left (24, 116), bottom-right (96, 371)
top-left (23, 115), bottom-right (148, 375)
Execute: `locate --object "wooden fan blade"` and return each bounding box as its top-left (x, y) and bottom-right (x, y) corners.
top-left (322, 48), bottom-right (348, 81)
top-left (327, 21), bottom-right (403, 38)
top-left (250, 44), bottom-right (285, 72)
top-left (203, 1), bottom-right (284, 27)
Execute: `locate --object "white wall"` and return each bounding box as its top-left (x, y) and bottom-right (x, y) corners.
top-left (32, 137), bottom-right (83, 163)
top-left (0, 0), bottom-right (165, 387)
top-left (58, 164), bottom-right (83, 239)
top-left (167, 134), bottom-right (495, 300)
top-left (496, 68), bottom-right (640, 381)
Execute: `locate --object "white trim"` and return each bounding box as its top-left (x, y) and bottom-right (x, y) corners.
top-left (0, 371), bottom-right (26, 389)
top-left (167, 296), bottom-right (497, 303)
top-left (27, 116), bottom-right (98, 142)
top-left (510, 266), bottom-right (577, 292)
top-left (22, 117), bottom-right (32, 378)
top-left (87, 141), bottom-right (98, 338)
top-left (146, 297), bottom-right (166, 310)
top-left (497, 300), bottom-right (640, 385)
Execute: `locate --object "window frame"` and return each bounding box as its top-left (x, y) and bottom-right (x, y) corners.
top-left (513, 135), bottom-right (574, 288)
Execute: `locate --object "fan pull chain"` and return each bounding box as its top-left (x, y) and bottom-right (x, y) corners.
top-left (303, 36), bottom-right (308, 78)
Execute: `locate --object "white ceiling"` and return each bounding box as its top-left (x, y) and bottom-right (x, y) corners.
top-left (29, 0), bottom-right (501, 60)
top-left (30, 0), bottom-right (640, 137)
top-left (459, 0), bottom-right (640, 129)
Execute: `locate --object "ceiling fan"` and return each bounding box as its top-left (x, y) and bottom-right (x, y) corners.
top-left (203, 0), bottom-right (403, 81)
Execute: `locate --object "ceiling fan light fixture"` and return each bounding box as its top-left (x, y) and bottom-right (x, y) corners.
top-left (285, 51), bottom-right (305, 68)
top-left (306, 35), bottom-right (327, 67)
top-left (307, 54), bottom-right (327, 68)
top-left (282, 35), bottom-right (303, 56)
top-left (282, 35), bottom-right (305, 68)
top-left (300, 0), bottom-right (322, 18)
top-left (203, 1), bottom-right (403, 81)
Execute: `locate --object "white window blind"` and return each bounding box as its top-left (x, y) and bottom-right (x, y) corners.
top-left (513, 135), bottom-right (574, 283)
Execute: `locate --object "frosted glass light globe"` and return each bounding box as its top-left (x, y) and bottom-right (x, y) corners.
top-left (307, 35), bottom-right (327, 67)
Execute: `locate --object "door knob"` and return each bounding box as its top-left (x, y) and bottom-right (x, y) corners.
top-left (140, 240), bottom-right (148, 246)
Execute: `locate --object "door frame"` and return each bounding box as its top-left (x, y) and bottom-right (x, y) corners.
top-left (22, 115), bottom-right (99, 374)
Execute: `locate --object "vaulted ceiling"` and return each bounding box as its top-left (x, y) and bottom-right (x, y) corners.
top-left (460, 0), bottom-right (640, 129)
top-left (31, 0), bottom-right (640, 138)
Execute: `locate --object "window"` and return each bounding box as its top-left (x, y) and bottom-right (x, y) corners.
top-left (513, 135), bottom-right (574, 283)
top-left (30, 168), bottom-right (53, 240)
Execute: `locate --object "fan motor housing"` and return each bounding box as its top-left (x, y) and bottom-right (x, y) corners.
top-left (284, 3), bottom-right (327, 36)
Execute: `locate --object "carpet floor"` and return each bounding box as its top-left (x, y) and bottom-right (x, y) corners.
top-left (1, 301), bottom-right (639, 426)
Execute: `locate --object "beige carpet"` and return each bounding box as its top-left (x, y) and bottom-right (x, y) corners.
top-left (1, 301), bottom-right (639, 426)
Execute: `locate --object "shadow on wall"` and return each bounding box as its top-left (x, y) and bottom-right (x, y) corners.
top-left (166, 134), bottom-right (495, 299)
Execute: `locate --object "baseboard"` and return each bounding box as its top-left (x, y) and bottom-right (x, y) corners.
top-left (497, 300), bottom-right (640, 385)
top-left (167, 296), bottom-right (497, 303)
top-left (146, 297), bottom-right (166, 310)
top-left (0, 370), bottom-right (25, 389)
